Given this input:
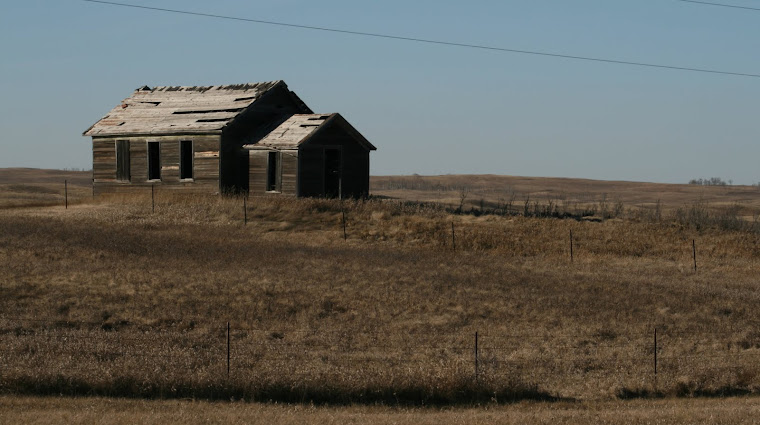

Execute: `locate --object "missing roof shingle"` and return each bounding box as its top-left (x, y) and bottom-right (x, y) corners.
top-left (196, 118), bottom-right (230, 123)
top-left (173, 107), bottom-right (245, 115)
top-left (234, 96), bottom-right (257, 102)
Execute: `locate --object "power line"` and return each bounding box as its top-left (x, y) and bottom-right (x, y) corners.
top-left (80, 0), bottom-right (760, 79)
top-left (674, 0), bottom-right (760, 12)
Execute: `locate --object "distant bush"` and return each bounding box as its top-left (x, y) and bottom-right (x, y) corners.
top-left (673, 200), bottom-right (758, 232)
top-left (688, 177), bottom-right (732, 186)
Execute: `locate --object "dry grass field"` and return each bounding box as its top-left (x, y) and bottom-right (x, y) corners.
top-left (2, 169), bottom-right (760, 420)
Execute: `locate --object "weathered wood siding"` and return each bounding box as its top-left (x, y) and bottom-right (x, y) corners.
top-left (248, 149), bottom-right (298, 195)
top-left (281, 150), bottom-right (298, 194)
top-left (298, 124), bottom-right (370, 198)
top-left (92, 135), bottom-right (220, 195)
top-left (221, 85), bottom-right (312, 192)
top-left (248, 150), bottom-right (268, 194)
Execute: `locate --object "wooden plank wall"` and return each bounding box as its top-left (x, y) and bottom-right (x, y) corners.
top-left (281, 150), bottom-right (298, 195)
top-left (92, 135), bottom-right (221, 195)
top-left (248, 150), bottom-right (268, 194)
top-left (93, 139), bottom-right (117, 183)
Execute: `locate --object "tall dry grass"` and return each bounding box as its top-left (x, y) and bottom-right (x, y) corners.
top-left (1, 191), bottom-right (760, 403)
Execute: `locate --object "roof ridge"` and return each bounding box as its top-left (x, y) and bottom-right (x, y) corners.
top-left (139, 80), bottom-right (285, 93)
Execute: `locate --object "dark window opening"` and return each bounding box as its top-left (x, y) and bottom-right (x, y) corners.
top-left (180, 140), bottom-right (193, 180)
top-left (147, 141), bottom-right (161, 181)
top-left (116, 140), bottom-right (130, 182)
top-left (266, 151), bottom-right (279, 192)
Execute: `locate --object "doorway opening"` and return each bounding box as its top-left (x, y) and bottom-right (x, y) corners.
top-left (324, 148), bottom-right (341, 198)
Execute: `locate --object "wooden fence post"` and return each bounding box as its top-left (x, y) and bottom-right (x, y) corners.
top-left (451, 222), bottom-right (456, 251)
top-left (570, 229), bottom-right (574, 263)
top-left (692, 240), bottom-right (697, 272)
top-left (342, 208), bottom-right (347, 241)
top-left (64, 180), bottom-right (68, 209)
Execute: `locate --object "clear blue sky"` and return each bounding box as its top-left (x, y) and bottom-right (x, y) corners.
top-left (2, 0), bottom-right (759, 183)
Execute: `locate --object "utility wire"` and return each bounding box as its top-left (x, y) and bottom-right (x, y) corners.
top-left (674, 0), bottom-right (760, 12)
top-left (80, 0), bottom-right (760, 79)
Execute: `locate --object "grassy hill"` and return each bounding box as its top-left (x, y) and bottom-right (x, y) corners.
top-left (371, 174), bottom-right (760, 215)
top-left (0, 168), bottom-right (91, 208)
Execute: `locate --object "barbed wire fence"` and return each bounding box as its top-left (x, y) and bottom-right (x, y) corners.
top-left (1, 316), bottom-right (758, 402)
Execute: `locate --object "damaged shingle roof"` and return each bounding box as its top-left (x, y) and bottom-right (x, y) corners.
top-left (246, 114), bottom-right (376, 150)
top-left (83, 81), bottom-right (287, 136)
top-left (254, 114), bottom-right (335, 148)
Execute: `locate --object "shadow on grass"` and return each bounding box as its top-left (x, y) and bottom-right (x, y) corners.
top-left (617, 386), bottom-right (755, 400)
top-left (2, 376), bottom-right (563, 406)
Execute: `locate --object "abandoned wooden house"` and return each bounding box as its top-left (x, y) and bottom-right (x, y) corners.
top-left (83, 81), bottom-right (376, 197)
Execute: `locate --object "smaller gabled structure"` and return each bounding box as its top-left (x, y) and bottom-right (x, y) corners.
top-left (245, 114), bottom-right (375, 198)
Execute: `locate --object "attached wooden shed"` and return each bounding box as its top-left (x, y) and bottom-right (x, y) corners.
top-left (83, 81), bottom-right (375, 197)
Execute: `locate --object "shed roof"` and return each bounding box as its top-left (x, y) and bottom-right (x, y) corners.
top-left (83, 81), bottom-right (286, 137)
top-left (246, 114), bottom-right (376, 151)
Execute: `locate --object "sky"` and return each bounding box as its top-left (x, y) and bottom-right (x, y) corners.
top-left (1, 0), bottom-right (759, 184)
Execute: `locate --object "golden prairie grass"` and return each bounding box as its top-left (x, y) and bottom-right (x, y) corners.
top-left (2, 179), bottom-right (760, 403)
